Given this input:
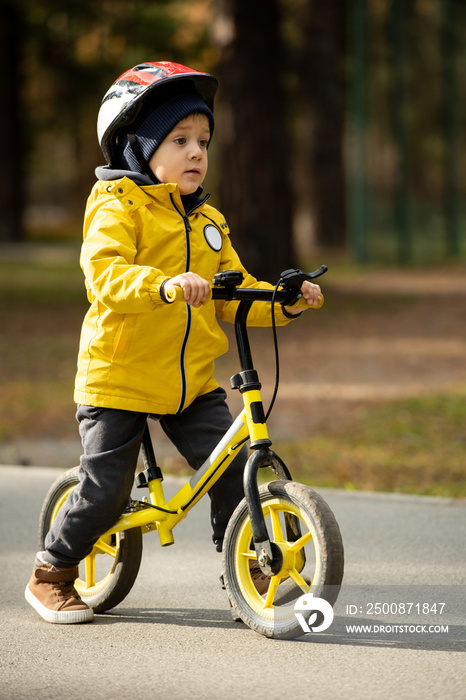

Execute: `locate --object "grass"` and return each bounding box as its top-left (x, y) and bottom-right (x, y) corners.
top-left (0, 256), bottom-right (87, 441)
top-left (274, 390), bottom-right (466, 498)
top-left (1, 250), bottom-right (465, 498)
top-left (0, 257), bottom-right (84, 304)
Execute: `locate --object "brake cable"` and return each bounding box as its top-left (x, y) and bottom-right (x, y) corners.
top-left (265, 266), bottom-right (327, 420)
top-left (264, 279), bottom-right (283, 421)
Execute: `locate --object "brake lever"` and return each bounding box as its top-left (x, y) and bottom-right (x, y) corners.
top-left (279, 265), bottom-right (328, 288)
top-left (279, 265), bottom-right (328, 305)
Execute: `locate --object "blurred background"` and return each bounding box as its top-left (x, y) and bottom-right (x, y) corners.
top-left (1, 0), bottom-right (465, 497)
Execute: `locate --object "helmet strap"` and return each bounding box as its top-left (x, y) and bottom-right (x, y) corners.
top-left (127, 131), bottom-right (159, 183)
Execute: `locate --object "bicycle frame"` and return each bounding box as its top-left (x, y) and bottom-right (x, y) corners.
top-left (99, 274), bottom-right (325, 577)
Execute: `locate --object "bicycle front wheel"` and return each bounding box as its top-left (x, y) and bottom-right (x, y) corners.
top-left (38, 466), bottom-right (143, 614)
top-left (222, 480), bottom-right (344, 639)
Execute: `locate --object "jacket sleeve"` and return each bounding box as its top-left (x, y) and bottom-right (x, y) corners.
top-left (81, 196), bottom-right (168, 313)
top-left (214, 233), bottom-right (294, 327)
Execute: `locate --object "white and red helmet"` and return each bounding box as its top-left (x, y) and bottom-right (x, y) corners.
top-left (97, 61), bottom-right (218, 165)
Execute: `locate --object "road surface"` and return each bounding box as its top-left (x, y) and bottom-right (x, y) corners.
top-left (0, 466), bottom-right (464, 699)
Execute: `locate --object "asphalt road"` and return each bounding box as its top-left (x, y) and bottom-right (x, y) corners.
top-left (1, 466), bottom-right (464, 700)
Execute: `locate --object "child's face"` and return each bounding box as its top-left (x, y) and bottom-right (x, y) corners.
top-left (148, 113), bottom-right (210, 195)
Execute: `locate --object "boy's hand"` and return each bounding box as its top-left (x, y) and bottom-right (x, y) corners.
top-left (168, 272), bottom-right (211, 308)
top-left (285, 281), bottom-right (322, 315)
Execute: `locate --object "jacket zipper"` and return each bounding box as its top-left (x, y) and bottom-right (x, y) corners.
top-left (169, 193), bottom-right (208, 413)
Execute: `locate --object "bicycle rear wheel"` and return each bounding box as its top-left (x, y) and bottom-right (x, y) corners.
top-left (222, 480), bottom-right (344, 639)
top-left (38, 466), bottom-right (143, 613)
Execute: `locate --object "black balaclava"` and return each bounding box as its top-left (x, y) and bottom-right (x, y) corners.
top-left (117, 89), bottom-right (214, 183)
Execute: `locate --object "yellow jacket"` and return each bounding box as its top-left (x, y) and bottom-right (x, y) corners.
top-left (74, 177), bottom-right (292, 415)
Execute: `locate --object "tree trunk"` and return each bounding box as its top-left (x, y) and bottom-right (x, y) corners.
top-left (296, 0), bottom-right (346, 250)
top-left (0, 1), bottom-right (24, 242)
top-left (213, 0), bottom-right (294, 281)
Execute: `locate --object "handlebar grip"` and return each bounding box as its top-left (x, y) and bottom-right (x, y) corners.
top-left (289, 293), bottom-right (325, 311)
top-left (162, 281), bottom-right (213, 305)
top-left (162, 282), bottom-right (185, 303)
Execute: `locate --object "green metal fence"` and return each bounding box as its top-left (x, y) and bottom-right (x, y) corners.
top-left (347, 0), bottom-right (464, 264)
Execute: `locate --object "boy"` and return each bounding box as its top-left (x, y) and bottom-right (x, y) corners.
top-left (25, 61), bottom-right (322, 624)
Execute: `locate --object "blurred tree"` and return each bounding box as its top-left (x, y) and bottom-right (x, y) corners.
top-left (2, 0), bottom-right (464, 262)
top-left (213, 0), bottom-right (294, 280)
top-left (2, 0), bottom-right (212, 242)
top-left (24, 0), bottom-right (183, 227)
top-left (366, 0), bottom-right (466, 263)
top-left (0, 0), bottom-right (25, 241)
top-left (294, 0), bottom-right (346, 252)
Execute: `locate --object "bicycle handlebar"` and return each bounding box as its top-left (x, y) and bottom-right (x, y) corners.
top-left (162, 265), bottom-right (327, 309)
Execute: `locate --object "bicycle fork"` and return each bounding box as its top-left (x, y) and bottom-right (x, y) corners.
top-left (232, 300), bottom-right (298, 578)
top-left (237, 377), bottom-right (297, 577)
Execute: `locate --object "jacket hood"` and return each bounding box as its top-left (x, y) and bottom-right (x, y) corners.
top-left (95, 164), bottom-right (153, 186)
top-left (95, 164), bottom-right (207, 213)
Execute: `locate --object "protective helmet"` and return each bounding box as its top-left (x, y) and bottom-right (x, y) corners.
top-left (97, 61), bottom-right (218, 165)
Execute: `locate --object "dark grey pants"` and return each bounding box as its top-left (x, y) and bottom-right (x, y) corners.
top-left (44, 388), bottom-right (247, 568)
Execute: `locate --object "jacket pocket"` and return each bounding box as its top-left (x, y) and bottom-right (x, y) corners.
top-left (111, 316), bottom-right (135, 362)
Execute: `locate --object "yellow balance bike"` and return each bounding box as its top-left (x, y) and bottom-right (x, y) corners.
top-left (38, 266), bottom-right (344, 639)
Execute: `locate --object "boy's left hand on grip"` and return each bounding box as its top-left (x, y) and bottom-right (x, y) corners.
top-left (292, 293), bottom-right (324, 311)
top-left (286, 281), bottom-right (324, 313)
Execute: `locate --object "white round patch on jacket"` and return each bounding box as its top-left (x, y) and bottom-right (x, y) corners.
top-left (204, 224), bottom-right (223, 251)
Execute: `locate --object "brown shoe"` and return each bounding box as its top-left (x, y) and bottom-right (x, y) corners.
top-left (249, 560), bottom-right (271, 596)
top-left (220, 564), bottom-right (270, 622)
top-left (249, 561), bottom-right (294, 598)
top-left (25, 559), bottom-right (94, 624)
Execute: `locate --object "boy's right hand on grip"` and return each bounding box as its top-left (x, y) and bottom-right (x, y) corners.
top-left (164, 272), bottom-right (211, 307)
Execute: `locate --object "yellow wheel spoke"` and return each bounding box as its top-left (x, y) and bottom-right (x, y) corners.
top-left (240, 550), bottom-right (256, 560)
top-left (262, 574), bottom-right (282, 609)
top-left (289, 568), bottom-right (311, 591)
top-left (288, 530), bottom-right (313, 552)
top-left (84, 554), bottom-right (96, 589)
top-left (267, 505), bottom-right (285, 542)
top-left (93, 539), bottom-right (118, 557)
